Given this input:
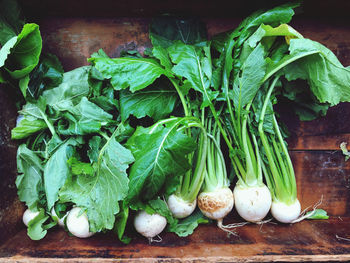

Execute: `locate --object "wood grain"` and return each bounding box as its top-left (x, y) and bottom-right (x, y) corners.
top-left (0, 87), bottom-right (25, 247)
top-left (38, 17), bottom-right (350, 71)
top-left (1, 218), bottom-right (349, 262)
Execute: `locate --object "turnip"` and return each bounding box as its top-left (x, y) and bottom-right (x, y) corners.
top-left (51, 207), bottom-right (67, 227)
top-left (233, 183), bottom-right (271, 222)
top-left (23, 208), bottom-right (39, 226)
top-left (197, 124), bottom-right (236, 233)
top-left (66, 207), bottom-right (94, 238)
top-left (271, 199), bottom-right (301, 223)
top-left (167, 125), bottom-right (208, 219)
top-left (258, 77), bottom-right (301, 224)
top-left (167, 194), bottom-right (197, 219)
top-left (197, 187), bottom-right (234, 225)
top-left (134, 210), bottom-right (167, 241)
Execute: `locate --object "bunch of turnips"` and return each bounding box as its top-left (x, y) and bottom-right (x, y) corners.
top-left (3, 1), bottom-right (349, 242)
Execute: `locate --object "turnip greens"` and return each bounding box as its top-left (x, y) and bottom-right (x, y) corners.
top-left (1, 1), bottom-right (348, 242)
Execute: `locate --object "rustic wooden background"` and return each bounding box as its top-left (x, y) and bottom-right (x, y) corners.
top-left (0, 0), bottom-right (349, 261)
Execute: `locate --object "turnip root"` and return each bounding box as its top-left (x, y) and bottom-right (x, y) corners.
top-left (233, 183), bottom-right (271, 222)
top-left (23, 208), bottom-right (39, 226)
top-left (134, 210), bottom-right (167, 241)
top-left (167, 194), bottom-right (197, 219)
top-left (66, 207), bottom-right (94, 238)
top-left (271, 199), bottom-right (301, 223)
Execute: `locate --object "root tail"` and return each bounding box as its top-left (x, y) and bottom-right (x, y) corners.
top-left (291, 195), bottom-right (324, 224)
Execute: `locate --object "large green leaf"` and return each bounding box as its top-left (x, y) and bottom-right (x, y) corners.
top-left (89, 57), bottom-right (169, 92)
top-left (44, 138), bottom-right (78, 210)
top-left (150, 16), bottom-right (207, 48)
top-left (284, 38), bottom-right (350, 106)
top-left (0, 0), bottom-right (24, 45)
top-left (57, 97), bottom-right (113, 136)
top-left (125, 118), bottom-right (196, 204)
top-left (11, 118), bottom-right (47, 139)
top-left (42, 66), bottom-right (90, 112)
top-left (4, 23), bottom-right (42, 79)
top-left (59, 135), bottom-right (134, 232)
top-left (232, 43), bottom-right (266, 108)
top-left (168, 42), bottom-right (218, 108)
top-left (120, 84), bottom-right (177, 121)
top-left (16, 144), bottom-right (44, 210)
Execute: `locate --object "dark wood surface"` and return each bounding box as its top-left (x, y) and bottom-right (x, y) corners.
top-left (0, 2), bottom-right (349, 261)
top-left (1, 218), bottom-right (350, 262)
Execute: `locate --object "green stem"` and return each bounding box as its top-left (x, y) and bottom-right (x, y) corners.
top-left (273, 115), bottom-right (297, 201)
top-left (39, 110), bottom-right (56, 136)
top-left (258, 77), bottom-right (281, 192)
top-left (169, 78), bottom-right (190, 117)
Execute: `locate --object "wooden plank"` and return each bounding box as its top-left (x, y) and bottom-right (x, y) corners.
top-left (0, 88), bottom-right (25, 246)
top-left (38, 17), bottom-right (350, 71)
top-left (291, 151), bottom-right (350, 217)
top-left (1, 218), bottom-right (349, 262)
top-left (18, 0), bottom-right (350, 19)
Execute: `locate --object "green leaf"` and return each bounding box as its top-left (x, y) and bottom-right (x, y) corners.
top-left (68, 157), bottom-right (95, 176)
top-left (87, 136), bottom-right (103, 163)
top-left (147, 198), bottom-right (177, 228)
top-left (57, 97), bottom-right (113, 136)
top-left (0, 36), bottom-right (17, 67)
top-left (25, 53), bottom-right (64, 100)
top-left (306, 209), bottom-right (329, 220)
top-left (125, 118), bottom-right (196, 204)
top-left (150, 16), bottom-right (207, 48)
top-left (168, 209), bottom-right (209, 237)
top-left (16, 144), bottom-right (44, 210)
top-left (113, 201), bottom-right (131, 244)
top-left (27, 208), bottom-right (54, 240)
top-left (233, 43), bottom-right (266, 109)
top-left (11, 118), bottom-right (47, 139)
top-left (89, 57), bottom-right (168, 92)
top-left (44, 138), bottom-right (78, 210)
top-left (120, 84), bottom-right (177, 121)
top-left (4, 23), bottom-right (42, 79)
top-left (59, 135), bottom-right (134, 232)
top-left (168, 42), bottom-right (218, 108)
top-left (0, 0), bottom-right (24, 45)
top-left (152, 46), bottom-right (173, 70)
top-left (284, 38), bottom-right (350, 106)
top-left (42, 66), bottom-right (90, 112)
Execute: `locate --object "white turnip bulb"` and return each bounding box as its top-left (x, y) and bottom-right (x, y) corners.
top-left (23, 208), bottom-right (39, 226)
top-left (134, 210), bottom-right (167, 240)
top-left (66, 207), bottom-right (94, 238)
top-left (167, 194), bottom-right (196, 219)
top-left (271, 199), bottom-right (301, 223)
top-left (233, 184), bottom-right (271, 222)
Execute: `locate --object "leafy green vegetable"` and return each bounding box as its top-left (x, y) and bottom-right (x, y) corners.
top-left (44, 138), bottom-right (78, 210)
top-left (89, 57), bottom-right (170, 92)
top-left (113, 201), bottom-right (131, 244)
top-left (27, 208), bottom-right (52, 240)
top-left (119, 83), bottom-right (177, 121)
top-left (2, 23), bottom-right (42, 79)
top-left (12, 118), bottom-right (47, 139)
top-left (59, 131), bottom-right (134, 232)
top-left (168, 209), bottom-right (209, 237)
top-left (126, 118), bottom-right (196, 204)
top-left (0, 0), bottom-right (24, 45)
top-left (284, 39), bottom-right (350, 106)
top-left (150, 16), bottom-right (207, 48)
top-left (42, 67), bottom-right (90, 112)
top-left (16, 144), bottom-right (44, 210)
